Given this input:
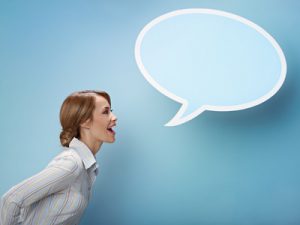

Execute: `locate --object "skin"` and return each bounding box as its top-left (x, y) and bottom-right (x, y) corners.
top-left (79, 95), bottom-right (117, 155)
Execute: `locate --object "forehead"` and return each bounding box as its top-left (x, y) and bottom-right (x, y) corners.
top-left (94, 95), bottom-right (110, 109)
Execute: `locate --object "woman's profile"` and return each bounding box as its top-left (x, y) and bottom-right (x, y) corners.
top-left (0, 90), bottom-right (117, 225)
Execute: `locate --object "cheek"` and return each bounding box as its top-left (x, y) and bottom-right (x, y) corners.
top-left (91, 119), bottom-right (108, 134)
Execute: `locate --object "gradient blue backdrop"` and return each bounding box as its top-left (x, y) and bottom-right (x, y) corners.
top-left (0, 1), bottom-right (299, 225)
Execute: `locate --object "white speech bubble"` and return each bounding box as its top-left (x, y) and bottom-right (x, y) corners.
top-left (135, 8), bottom-right (287, 126)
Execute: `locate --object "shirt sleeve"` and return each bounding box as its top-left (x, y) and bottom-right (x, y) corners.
top-left (0, 153), bottom-right (81, 225)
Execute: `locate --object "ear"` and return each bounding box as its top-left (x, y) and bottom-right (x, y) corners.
top-left (80, 118), bottom-right (92, 129)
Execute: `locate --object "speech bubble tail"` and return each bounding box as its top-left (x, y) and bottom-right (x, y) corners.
top-left (164, 103), bottom-right (205, 126)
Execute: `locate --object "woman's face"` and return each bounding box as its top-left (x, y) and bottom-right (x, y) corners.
top-left (88, 95), bottom-right (117, 143)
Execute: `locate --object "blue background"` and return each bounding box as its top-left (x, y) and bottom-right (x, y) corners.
top-left (0, 1), bottom-right (299, 224)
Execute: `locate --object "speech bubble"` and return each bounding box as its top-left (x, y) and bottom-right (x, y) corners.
top-left (135, 9), bottom-right (287, 126)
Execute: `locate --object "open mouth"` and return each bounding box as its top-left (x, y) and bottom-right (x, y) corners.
top-left (107, 127), bottom-right (116, 135)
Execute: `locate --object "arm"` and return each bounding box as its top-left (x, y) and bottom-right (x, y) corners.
top-left (0, 154), bottom-right (81, 225)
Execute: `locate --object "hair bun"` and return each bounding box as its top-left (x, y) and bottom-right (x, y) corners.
top-left (60, 128), bottom-right (76, 147)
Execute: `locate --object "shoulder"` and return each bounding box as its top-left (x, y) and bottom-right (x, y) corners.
top-left (46, 148), bottom-right (84, 177)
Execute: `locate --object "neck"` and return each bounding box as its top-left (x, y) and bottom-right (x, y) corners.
top-left (79, 135), bottom-right (103, 156)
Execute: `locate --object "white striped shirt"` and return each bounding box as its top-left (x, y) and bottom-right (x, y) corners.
top-left (0, 137), bottom-right (99, 225)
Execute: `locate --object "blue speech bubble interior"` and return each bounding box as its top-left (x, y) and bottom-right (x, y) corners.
top-left (139, 13), bottom-right (282, 110)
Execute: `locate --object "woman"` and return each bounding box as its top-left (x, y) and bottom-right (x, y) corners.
top-left (0, 90), bottom-right (117, 225)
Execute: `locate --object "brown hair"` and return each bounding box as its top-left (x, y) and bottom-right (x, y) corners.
top-left (59, 90), bottom-right (111, 147)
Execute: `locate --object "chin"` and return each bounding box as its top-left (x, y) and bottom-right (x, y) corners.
top-left (104, 138), bottom-right (116, 143)
top-left (109, 139), bottom-right (116, 143)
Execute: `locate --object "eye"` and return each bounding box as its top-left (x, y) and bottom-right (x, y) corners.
top-left (103, 109), bottom-right (113, 114)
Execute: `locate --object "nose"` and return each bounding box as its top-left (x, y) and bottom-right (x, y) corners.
top-left (111, 112), bottom-right (117, 123)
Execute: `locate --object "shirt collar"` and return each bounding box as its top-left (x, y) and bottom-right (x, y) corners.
top-left (68, 137), bottom-right (97, 170)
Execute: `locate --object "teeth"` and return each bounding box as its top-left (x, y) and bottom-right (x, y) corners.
top-left (107, 125), bottom-right (116, 130)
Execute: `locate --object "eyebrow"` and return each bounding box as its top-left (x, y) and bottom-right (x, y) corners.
top-left (103, 106), bottom-right (111, 110)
